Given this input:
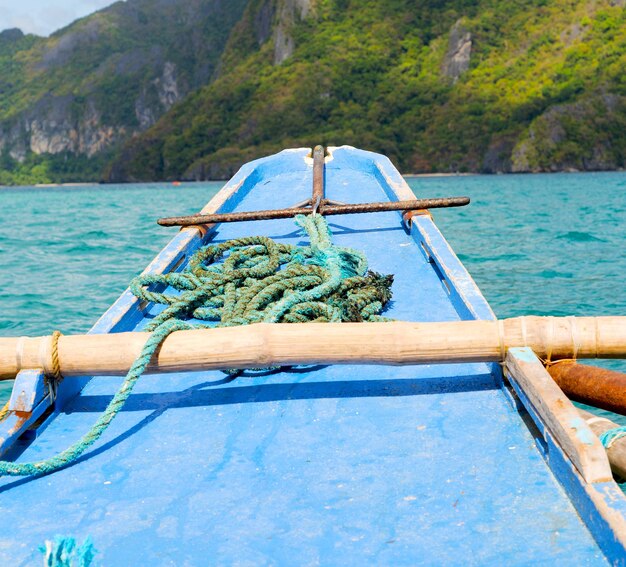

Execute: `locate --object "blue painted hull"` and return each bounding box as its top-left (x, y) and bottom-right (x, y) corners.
top-left (0, 147), bottom-right (623, 564)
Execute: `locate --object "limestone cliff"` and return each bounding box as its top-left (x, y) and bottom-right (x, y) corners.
top-left (511, 94), bottom-right (626, 172)
top-left (442, 20), bottom-right (472, 83)
top-left (274, 0), bottom-right (312, 64)
top-left (0, 0), bottom-right (248, 177)
top-left (4, 0), bottom-right (626, 183)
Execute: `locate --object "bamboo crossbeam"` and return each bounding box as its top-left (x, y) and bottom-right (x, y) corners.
top-left (0, 316), bottom-right (624, 380)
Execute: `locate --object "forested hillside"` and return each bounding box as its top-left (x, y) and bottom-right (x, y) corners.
top-left (2, 0), bottom-right (626, 183)
top-left (0, 0), bottom-right (248, 184)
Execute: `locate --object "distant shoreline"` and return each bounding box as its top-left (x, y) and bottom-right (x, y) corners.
top-left (1, 169), bottom-right (625, 189)
top-left (35, 182), bottom-right (96, 187)
top-left (2, 176), bottom-right (475, 188)
top-left (403, 173), bottom-right (475, 178)
top-left (0, 182), bottom-right (102, 189)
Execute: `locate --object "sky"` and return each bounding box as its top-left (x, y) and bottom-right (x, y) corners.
top-left (0, 0), bottom-right (117, 37)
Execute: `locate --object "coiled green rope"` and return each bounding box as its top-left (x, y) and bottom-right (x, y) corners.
top-left (0, 215), bottom-right (393, 477)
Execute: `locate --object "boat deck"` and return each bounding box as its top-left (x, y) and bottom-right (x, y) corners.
top-left (0, 148), bottom-right (610, 564)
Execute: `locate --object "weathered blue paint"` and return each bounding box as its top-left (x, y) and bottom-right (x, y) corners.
top-left (509, 346), bottom-right (539, 363)
top-left (8, 369), bottom-right (47, 413)
top-left (570, 417), bottom-right (598, 446)
top-left (0, 147), bottom-right (622, 564)
top-left (0, 393), bottom-right (51, 457)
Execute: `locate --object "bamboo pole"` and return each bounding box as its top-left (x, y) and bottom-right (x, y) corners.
top-left (578, 408), bottom-right (626, 480)
top-left (0, 316), bottom-right (624, 380)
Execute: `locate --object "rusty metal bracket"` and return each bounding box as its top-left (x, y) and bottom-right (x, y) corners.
top-left (403, 209), bottom-right (433, 229)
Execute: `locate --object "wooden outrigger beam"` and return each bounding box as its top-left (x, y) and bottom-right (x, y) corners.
top-left (0, 316), bottom-right (624, 379)
top-left (157, 145), bottom-right (470, 227)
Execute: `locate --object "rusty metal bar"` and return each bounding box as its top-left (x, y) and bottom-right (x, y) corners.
top-left (548, 361), bottom-right (626, 415)
top-left (158, 197), bottom-right (470, 227)
top-left (312, 145), bottom-right (325, 214)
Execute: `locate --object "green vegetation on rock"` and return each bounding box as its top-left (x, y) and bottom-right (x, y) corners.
top-left (3, 0), bottom-right (626, 184)
top-left (0, 152), bottom-right (108, 186)
top-left (111, 0), bottom-right (626, 180)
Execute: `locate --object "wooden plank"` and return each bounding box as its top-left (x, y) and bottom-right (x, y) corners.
top-left (0, 394), bottom-right (52, 457)
top-left (505, 347), bottom-right (612, 484)
top-left (410, 215), bottom-right (495, 321)
top-left (0, 370), bottom-right (49, 456)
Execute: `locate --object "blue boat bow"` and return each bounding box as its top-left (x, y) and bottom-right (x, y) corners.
top-left (0, 146), bottom-right (624, 565)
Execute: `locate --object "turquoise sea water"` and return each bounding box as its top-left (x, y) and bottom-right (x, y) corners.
top-left (0, 173), bottom-right (624, 410)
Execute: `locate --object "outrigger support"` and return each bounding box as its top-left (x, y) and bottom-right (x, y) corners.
top-left (157, 145), bottom-right (470, 227)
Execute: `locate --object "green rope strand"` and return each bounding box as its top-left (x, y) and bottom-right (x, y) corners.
top-left (0, 319), bottom-right (191, 476)
top-left (599, 426), bottom-right (626, 449)
top-left (0, 215), bottom-right (393, 477)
